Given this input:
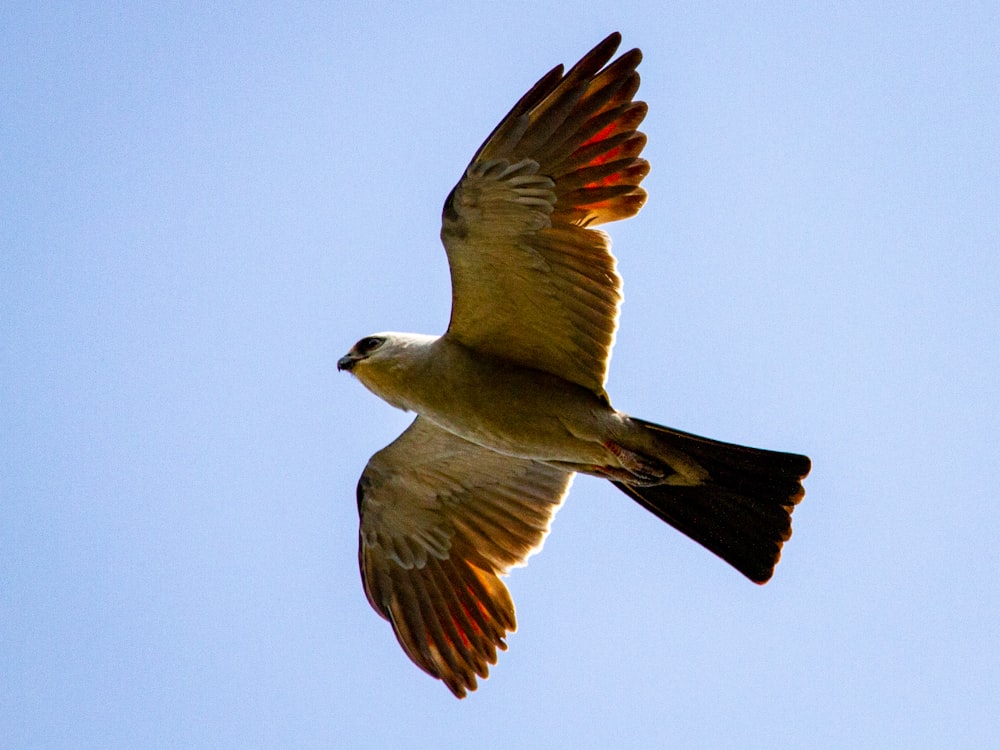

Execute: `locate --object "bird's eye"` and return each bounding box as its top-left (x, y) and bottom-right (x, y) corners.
top-left (356, 336), bottom-right (384, 355)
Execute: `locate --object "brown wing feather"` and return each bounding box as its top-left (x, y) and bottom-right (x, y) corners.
top-left (442, 33), bottom-right (649, 394)
top-left (358, 418), bottom-right (572, 697)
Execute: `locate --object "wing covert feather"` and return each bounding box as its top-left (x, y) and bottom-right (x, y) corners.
top-left (357, 418), bottom-right (573, 698)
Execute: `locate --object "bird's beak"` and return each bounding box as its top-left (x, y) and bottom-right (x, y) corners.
top-left (337, 354), bottom-right (356, 372)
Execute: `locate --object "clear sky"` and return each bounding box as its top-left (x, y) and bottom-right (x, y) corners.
top-left (3, 2), bottom-right (998, 748)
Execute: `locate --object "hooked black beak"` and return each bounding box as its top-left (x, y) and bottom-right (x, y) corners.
top-left (337, 355), bottom-right (356, 372)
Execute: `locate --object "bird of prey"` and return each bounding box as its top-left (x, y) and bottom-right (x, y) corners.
top-left (338, 32), bottom-right (811, 698)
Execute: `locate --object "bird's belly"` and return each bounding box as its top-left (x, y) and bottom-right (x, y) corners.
top-left (423, 405), bottom-right (600, 464)
top-left (414, 356), bottom-right (613, 465)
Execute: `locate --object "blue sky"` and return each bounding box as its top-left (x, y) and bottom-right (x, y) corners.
top-left (3, 2), bottom-right (998, 747)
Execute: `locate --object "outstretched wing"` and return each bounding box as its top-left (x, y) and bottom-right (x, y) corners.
top-left (441, 32), bottom-right (648, 396)
top-left (357, 417), bottom-right (573, 698)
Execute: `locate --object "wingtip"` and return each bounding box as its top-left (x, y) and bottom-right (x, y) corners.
top-left (600, 31), bottom-right (623, 49)
top-left (577, 32), bottom-right (625, 75)
top-left (595, 32), bottom-right (642, 67)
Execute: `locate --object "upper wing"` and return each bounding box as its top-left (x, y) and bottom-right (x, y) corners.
top-left (357, 417), bottom-right (573, 698)
top-left (441, 32), bottom-right (648, 396)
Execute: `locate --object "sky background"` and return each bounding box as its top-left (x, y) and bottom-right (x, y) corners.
top-left (3, 2), bottom-right (998, 748)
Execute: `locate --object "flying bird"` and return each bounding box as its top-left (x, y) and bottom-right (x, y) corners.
top-left (338, 32), bottom-right (811, 698)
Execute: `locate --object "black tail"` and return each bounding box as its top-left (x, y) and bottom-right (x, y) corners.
top-left (613, 419), bottom-right (811, 584)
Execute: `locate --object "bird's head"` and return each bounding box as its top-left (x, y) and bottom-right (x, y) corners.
top-left (337, 334), bottom-right (391, 374)
top-left (337, 332), bottom-right (437, 409)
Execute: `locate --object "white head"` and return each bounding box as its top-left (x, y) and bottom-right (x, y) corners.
top-left (337, 332), bottom-right (438, 409)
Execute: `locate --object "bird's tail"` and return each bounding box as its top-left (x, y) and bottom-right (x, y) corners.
top-left (612, 419), bottom-right (811, 583)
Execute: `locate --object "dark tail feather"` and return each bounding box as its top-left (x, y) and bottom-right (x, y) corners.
top-left (613, 419), bottom-right (811, 584)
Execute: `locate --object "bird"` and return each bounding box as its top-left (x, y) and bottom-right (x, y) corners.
top-left (337, 32), bottom-right (811, 698)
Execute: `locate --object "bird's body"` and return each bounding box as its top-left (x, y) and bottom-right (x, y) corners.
top-left (341, 332), bottom-right (715, 486)
top-left (338, 33), bottom-right (811, 698)
top-left (343, 334), bottom-right (617, 467)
